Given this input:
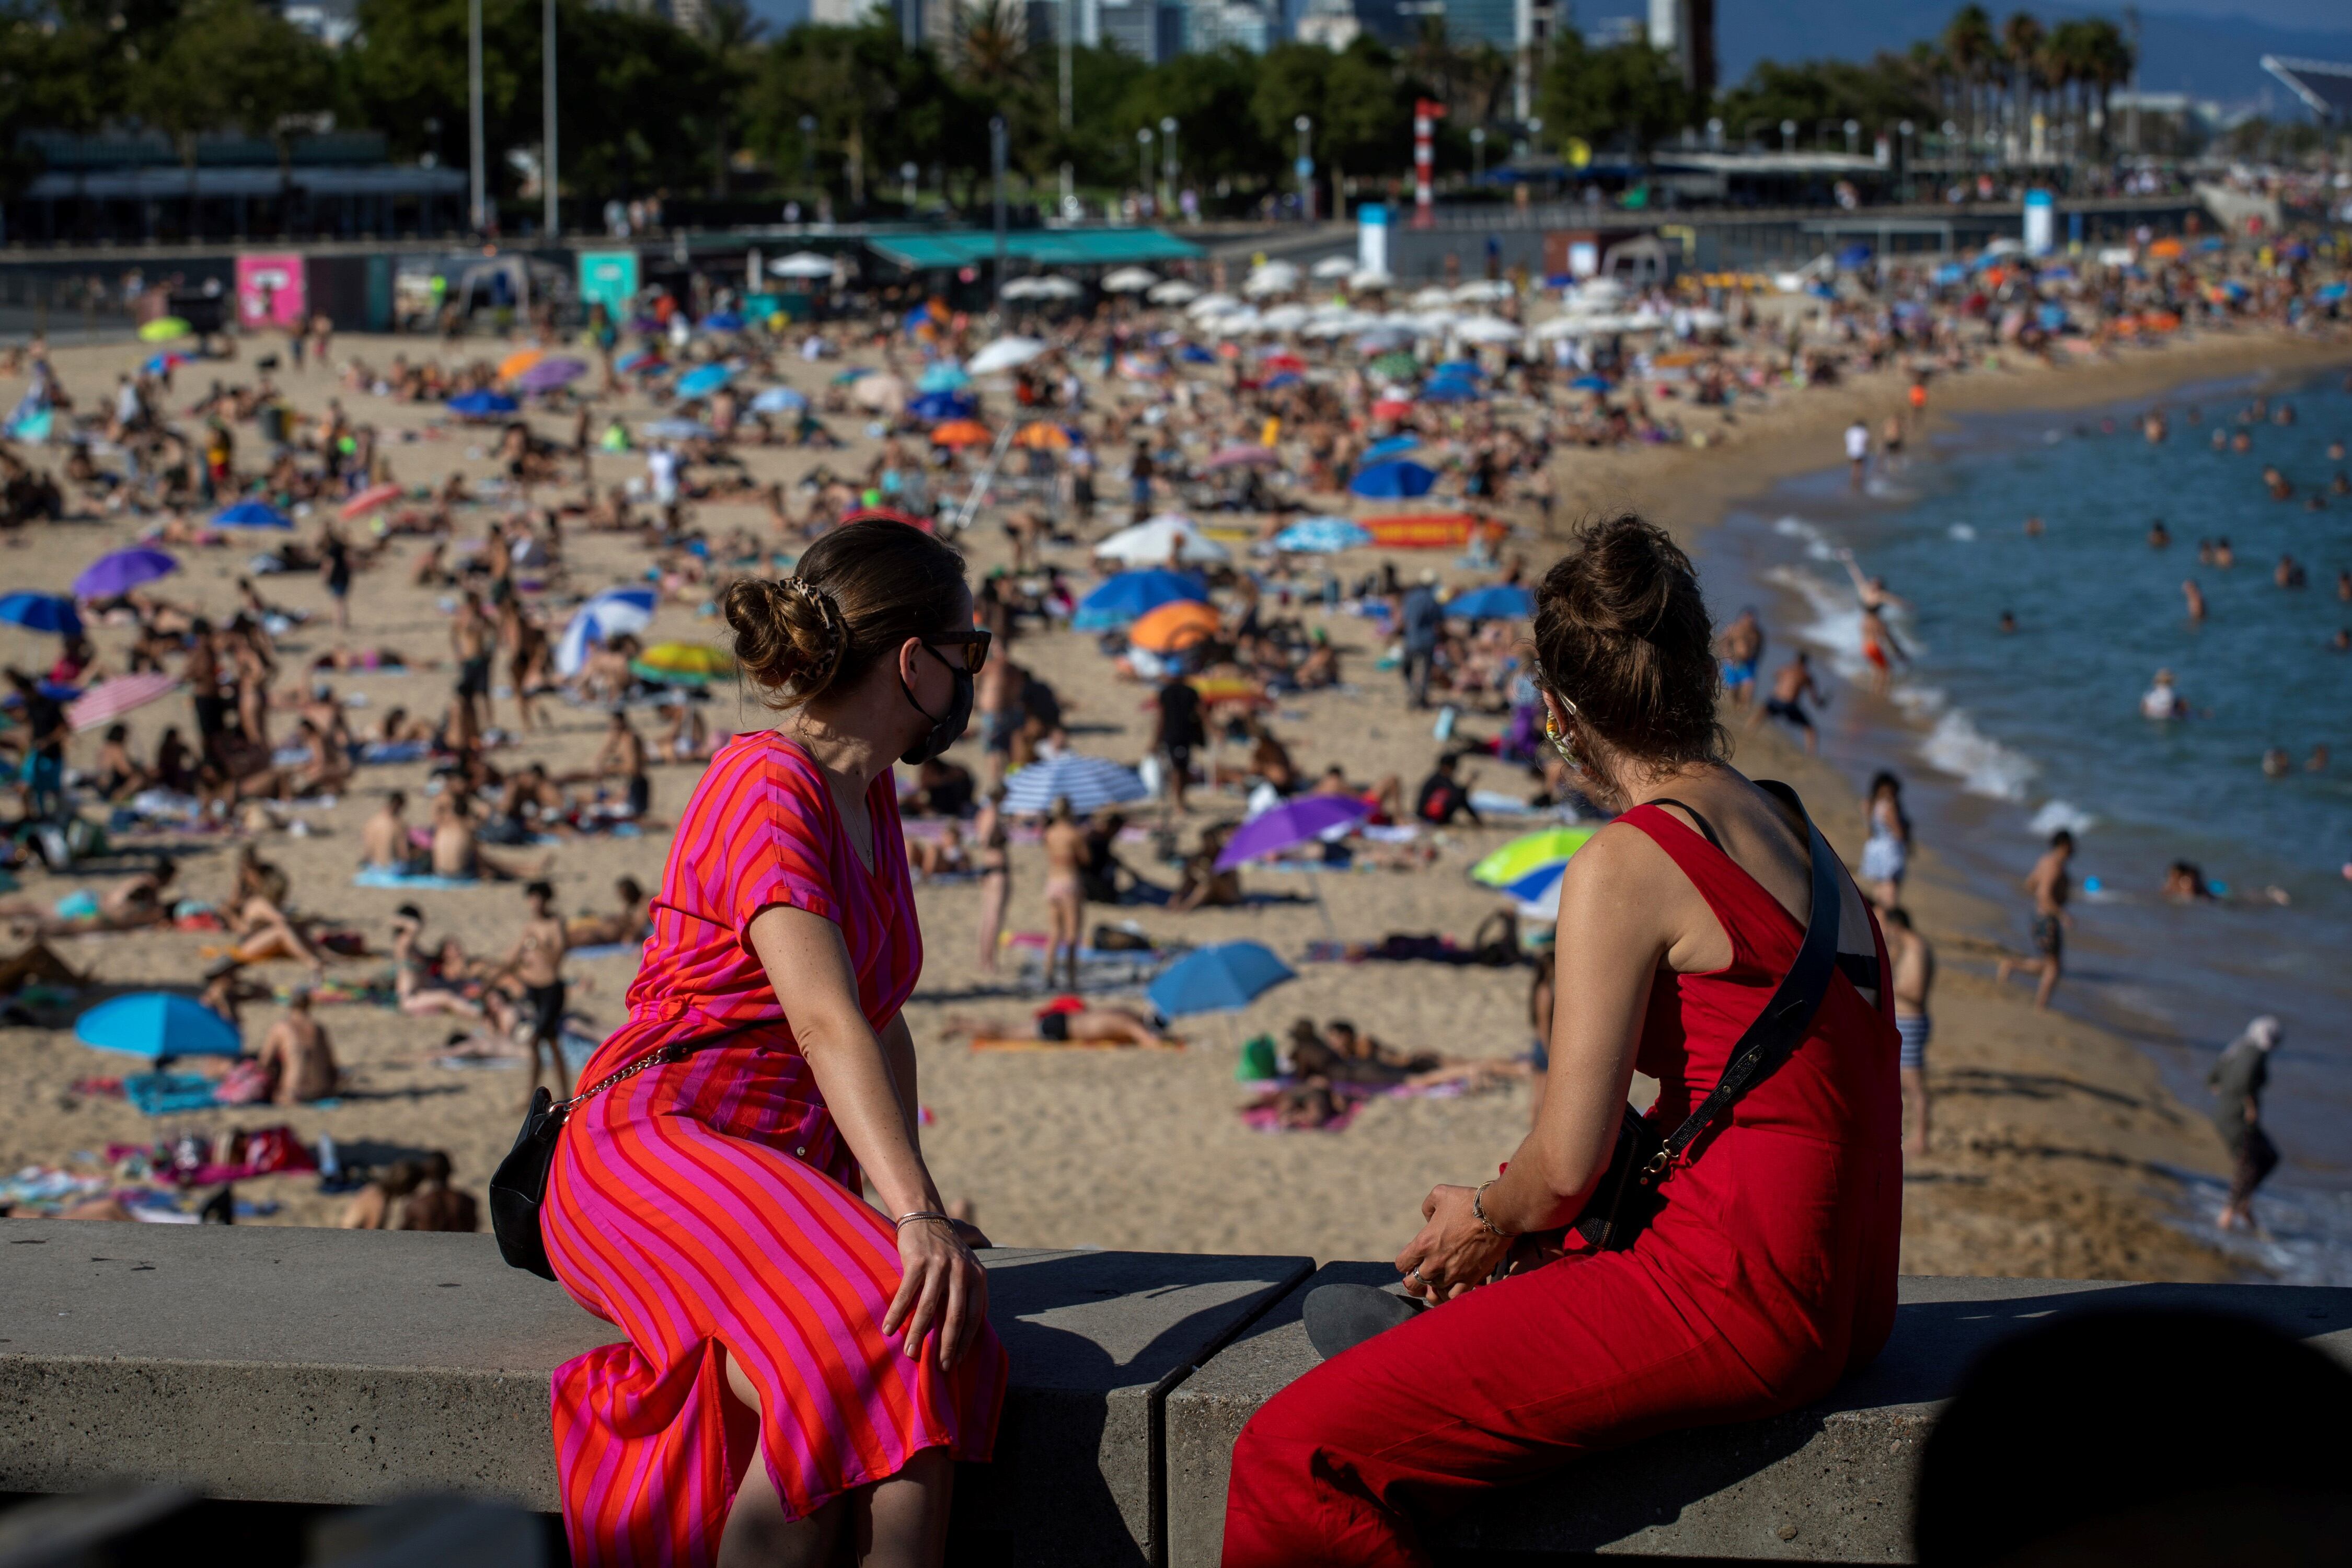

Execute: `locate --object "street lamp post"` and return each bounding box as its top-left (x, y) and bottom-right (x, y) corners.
top-left (799, 114), bottom-right (817, 210)
top-left (1470, 125), bottom-right (1485, 182)
top-left (902, 161), bottom-right (918, 212)
top-left (990, 115), bottom-right (1008, 305)
top-left (542, 0), bottom-right (558, 238)
top-left (1137, 128), bottom-right (1154, 215)
top-left (1780, 119), bottom-right (1797, 153)
top-left (467, 0), bottom-right (486, 233)
top-left (1294, 114), bottom-right (1312, 221)
top-left (1159, 116), bottom-right (1177, 216)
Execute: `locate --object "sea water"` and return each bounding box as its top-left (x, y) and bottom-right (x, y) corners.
top-left (1696, 368), bottom-right (2352, 1283)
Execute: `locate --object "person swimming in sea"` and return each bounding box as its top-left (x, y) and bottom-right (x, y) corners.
top-left (1998, 609), bottom-right (2017, 635)
top-left (2147, 518), bottom-right (2170, 549)
top-left (2182, 580), bottom-right (2206, 623)
top-left (2140, 668), bottom-right (2187, 721)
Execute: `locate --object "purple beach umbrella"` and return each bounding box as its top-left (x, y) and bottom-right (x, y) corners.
top-left (74, 547), bottom-right (180, 601)
top-left (517, 357), bottom-right (589, 393)
top-left (1216, 794), bottom-right (1373, 870)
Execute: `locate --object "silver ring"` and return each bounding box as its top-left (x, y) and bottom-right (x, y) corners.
top-left (1406, 1267), bottom-right (1424, 1282)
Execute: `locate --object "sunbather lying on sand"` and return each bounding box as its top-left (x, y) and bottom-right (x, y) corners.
top-left (941, 1001), bottom-right (1184, 1050)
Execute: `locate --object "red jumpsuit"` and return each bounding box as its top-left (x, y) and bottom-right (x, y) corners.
top-left (1223, 803), bottom-right (1903, 1566)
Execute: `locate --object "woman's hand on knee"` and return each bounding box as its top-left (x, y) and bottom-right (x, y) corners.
top-left (1395, 1184), bottom-right (1513, 1303)
top-left (885, 1218), bottom-right (990, 1374)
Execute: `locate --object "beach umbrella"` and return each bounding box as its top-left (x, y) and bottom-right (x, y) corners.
top-left (0, 593), bottom-right (83, 638)
top-left (517, 357), bottom-right (587, 393)
top-left (908, 391), bottom-right (977, 423)
top-left (1454, 279), bottom-right (1514, 303)
top-left (1242, 261), bottom-right (1301, 298)
top-left (1071, 569), bottom-right (1207, 631)
top-left (1367, 349), bottom-right (1421, 378)
top-left (1370, 395), bottom-right (1416, 422)
top-left (928, 419), bottom-right (992, 448)
top-left (1094, 515), bottom-right (1228, 568)
top-left (1567, 374), bottom-right (1611, 392)
top-left (1349, 460), bottom-right (1438, 500)
top-left (1148, 941), bottom-right (1295, 1019)
top-left (1446, 583), bottom-right (1533, 622)
top-left (498, 348), bottom-right (546, 381)
top-left (699, 311), bottom-right (745, 333)
top-left (1216, 795), bottom-right (1370, 870)
top-left (1350, 268), bottom-right (1396, 292)
top-left (213, 500), bottom-right (292, 531)
top-left (770, 251), bottom-right (836, 280)
top-left (675, 364), bottom-right (735, 400)
top-left (1420, 376), bottom-right (1481, 404)
top-left (1204, 445), bottom-right (1281, 471)
top-left (1000, 753), bottom-right (1150, 816)
top-left (448, 389), bottom-right (518, 419)
top-left (1471, 826), bottom-right (1598, 889)
top-left (556, 587), bottom-right (659, 678)
top-left (1187, 675), bottom-right (1266, 705)
top-left (1102, 267), bottom-right (1160, 293)
top-left (851, 373), bottom-right (908, 412)
top-left (339, 482), bottom-right (405, 520)
top-left (1012, 421), bottom-right (1077, 451)
top-left (145, 351), bottom-right (192, 374)
top-left (1146, 280), bottom-right (1200, 305)
top-left (629, 642), bottom-right (736, 687)
top-left (751, 386), bottom-right (809, 414)
top-left (1452, 315), bottom-right (1522, 345)
top-left (137, 318), bottom-right (193, 343)
top-left (1127, 599), bottom-right (1223, 654)
top-left (1311, 256), bottom-right (1357, 280)
top-left (74, 547), bottom-right (179, 601)
top-left (917, 363), bottom-right (972, 394)
top-left (74, 992), bottom-right (241, 1060)
top-left (1362, 435), bottom-right (1421, 462)
top-left (642, 418), bottom-right (717, 442)
top-left (615, 348), bottom-right (665, 373)
top-left (1270, 516), bottom-right (1373, 554)
top-left (967, 336), bottom-right (1046, 375)
top-left (67, 671), bottom-right (180, 732)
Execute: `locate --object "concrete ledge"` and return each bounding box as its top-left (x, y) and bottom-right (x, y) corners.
top-left (1163, 1267), bottom-right (2352, 1565)
top-left (0, 1220), bottom-right (1308, 1567)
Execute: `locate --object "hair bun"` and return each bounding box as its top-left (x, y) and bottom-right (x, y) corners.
top-left (723, 576), bottom-right (846, 701)
top-left (1530, 514), bottom-right (1723, 768)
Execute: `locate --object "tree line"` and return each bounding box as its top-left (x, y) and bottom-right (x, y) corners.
top-left (0, 0), bottom-right (2136, 217)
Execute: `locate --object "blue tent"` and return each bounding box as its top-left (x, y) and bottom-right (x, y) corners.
top-left (74, 992), bottom-right (241, 1060)
top-left (907, 391), bottom-right (977, 423)
top-left (0, 592), bottom-right (83, 637)
top-left (1348, 460), bottom-right (1438, 500)
top-left (448, 389), bottom-right (519, 418)
top-left (1446, 583), bottom-right (1533, 622)
top-left (213, 500), bottom-right (293, 530)
top-left (1148, 941), bottom-right (1296, 1018)
top-left (1071, 569), bottom-right (1208, 631)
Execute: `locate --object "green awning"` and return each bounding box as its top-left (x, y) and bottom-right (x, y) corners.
top-left (864, 227), bottom-right (1204, 272)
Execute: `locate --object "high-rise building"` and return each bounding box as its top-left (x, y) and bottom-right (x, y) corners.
top-left (1646, 0), bottom-right (1713, 96)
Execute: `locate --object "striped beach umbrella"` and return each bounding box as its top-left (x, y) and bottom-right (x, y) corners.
top-left (629, 642), bottom-right (736, 687)
top-left (68, 672), bottom-right (181, 732)
top-left (999, 754), bottom-right (1149, 817)
top-left (339, 482), bottom-right (404, 520)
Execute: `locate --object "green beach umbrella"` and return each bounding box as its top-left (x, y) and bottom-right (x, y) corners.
top-left (1469, 825), bottom-right (1599, 889)
top-left (138, 317), bottom-right (193, 342)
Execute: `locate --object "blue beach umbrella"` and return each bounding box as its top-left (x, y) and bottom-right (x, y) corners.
top-left (917, 363), bottom-right (972, 394)
top-left (999, 754), bottom-right (1150, 817)
top-left (1568, 375), bottom-right (1611, 393)
top-left (1419, 375), bottom-right (1481, 404)
top-left (751, 386), bottom-right (809, 413)
top-left (448, 389), bottom-right (519, 418)
top-left (676, 364), bottom-right (735, 400)
top-left (907, 391), bottom-right (977, 424)
top-left (75, 992), bottom-right (241, 1060)
top-left (1362, 435), bottom-right (1422, 462)
top-left (1072, 569), bottom-right (1208, 631)
top-left (1148, 941), bottom-right (1296, 1019)
top-left (699, 310), bottom-right (746, 333)
top-left (1348, 460), bottom-right (1437, 500)
top-left (213, 499), bottom-right (292, 531)
top-left (0, 593), bottom-right (83, 637)
top-left (1446, 583), bottom-right (1533, 622)
top-left (1432, 359), bottom-right (1481, 378)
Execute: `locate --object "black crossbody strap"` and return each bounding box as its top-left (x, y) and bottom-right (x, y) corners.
top-left (1644, 782), bottom-right (1844, 1178)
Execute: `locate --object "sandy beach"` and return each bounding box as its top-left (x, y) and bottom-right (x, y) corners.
top-left (1, 313), bottom-right (2342, 1281)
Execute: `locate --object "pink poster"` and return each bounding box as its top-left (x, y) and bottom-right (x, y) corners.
top-left (236, 253), bottom-right (307, 331)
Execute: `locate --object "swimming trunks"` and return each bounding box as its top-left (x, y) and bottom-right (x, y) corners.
top-left (456, 655), bottom-right (492, 698)
top-left (525, 979), bottom-right (567, 1044)
top-left (1764, 698), bottom-right (1813, 729)
top-left (1860, 833), bottom-right (1907, 887)
top-left (1721, 659), bottom-right (1757, 688)
top-left (626, 773), bottom-right (650, 817)
top-left (1038, 1011), bottom-right (1070, 1042)
top-left (1862, 639), bottom-right (1889, 672)
top-left (2032, 913), bottom-right (2063, 959)
top-left (1895, 1012), bottom-right (1930, 1070)
top-left (1043, 873), bottom-right (1081, 904)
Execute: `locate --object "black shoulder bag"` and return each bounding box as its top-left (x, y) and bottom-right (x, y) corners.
top-left (489, 1025), bottom-right (751, 1280)
top-left (1569, 781), bottom-right (1848, 1251)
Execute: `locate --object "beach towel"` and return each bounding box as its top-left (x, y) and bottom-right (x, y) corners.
top-left (353, 868), bottom-right (481, 890)
top-left (967, 1035), bottom-right (1183, 1053)
top-left (125, 1072), bottom-right (222, 1115)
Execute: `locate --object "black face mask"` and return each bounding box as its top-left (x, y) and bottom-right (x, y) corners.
top-left (899, 645), bottom-right (974, 766)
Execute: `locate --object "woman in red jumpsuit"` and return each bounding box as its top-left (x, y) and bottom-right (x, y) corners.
top-left (1224, 516), bottom-right (1903, 1566)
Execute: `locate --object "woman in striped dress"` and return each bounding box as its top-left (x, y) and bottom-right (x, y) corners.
top-left (544, 517), bottom-right (1005, 1565)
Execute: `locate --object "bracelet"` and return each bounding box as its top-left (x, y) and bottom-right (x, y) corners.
top-left (1471, 1179), bottom-right (1511, 1239)
top-left (894, 1210), bottom-right (955, 1230)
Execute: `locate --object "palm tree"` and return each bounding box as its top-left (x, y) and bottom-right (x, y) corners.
top-left (2076, 17), bottom-right (2133, 158)
top-left (2040, 20), bottom-right (2090, 164)
top-left (2000, 11), bottom-right (2042, 158)
top-left (955, 0), bottom-right (1031, 95)
top-left (1941, 5), bottom-right (1996, 163)
top-left (699, 0), bottom-right (768, 198)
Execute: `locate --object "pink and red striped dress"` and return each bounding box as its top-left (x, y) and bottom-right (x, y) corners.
top-left (544, 731), bottom-right (1006, 1564)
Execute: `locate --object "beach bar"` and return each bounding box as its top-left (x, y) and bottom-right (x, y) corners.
top-left (5, 1220), bottom-right (2346, 1564)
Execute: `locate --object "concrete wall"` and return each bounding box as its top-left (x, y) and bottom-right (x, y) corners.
top-left (5, 1219), bottom-right (2348, 1565)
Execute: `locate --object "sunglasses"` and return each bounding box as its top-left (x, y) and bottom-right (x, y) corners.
top-left (923, 627), bottom-right (993, 674)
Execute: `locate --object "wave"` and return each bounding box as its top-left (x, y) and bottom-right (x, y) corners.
top-left (2167, 1169), bottom-right (2352, 1287)
top-left (1918, 708), bottom-right (2039, 801)
top-left (1770, 514), bottom-right (1840, 562)
top-left (1947, 523), bottom-right (1977, 541)
top-left (2028, 799), bottom-right (2098, 836)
